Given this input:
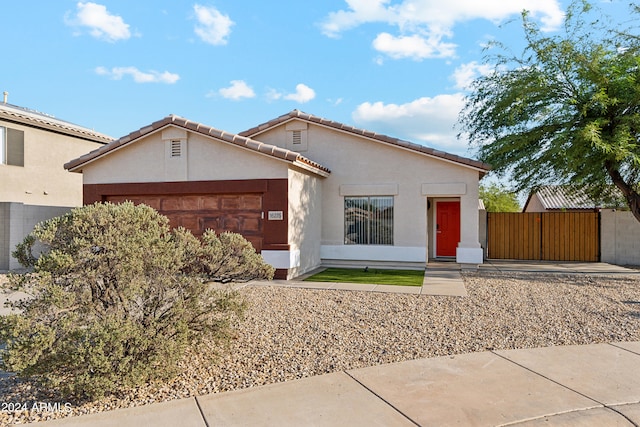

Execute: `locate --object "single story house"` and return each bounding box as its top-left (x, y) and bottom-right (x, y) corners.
top-left (65, 110), bottom-right (491, 279)
top-left (523, 185), bottom-right (625, 213)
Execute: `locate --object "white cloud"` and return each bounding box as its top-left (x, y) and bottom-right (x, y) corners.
top-left (284, 84), bottom-right (316, 103)
top-left (193, 4), bottom-right (234, 45)
top-left (373, 32), bottom-right (456, 60)
top-left (352, 93), bottom-right (467, 151)
top-left (218, 80), bottom-right (255, 100)
top-left (321, 0), bottom-right (393, 38)
top-left (266, 88), bottom-right (283, 102)
top-left (452, 61), bottom-right (493, 90)
top-left (66, 2), bottom-right (131, 42)
top-left (321, 0), bottom-right (564, 59)
top-left (95, 66), bottom-right (180, 84)
top-left (266, 84), bottom-right (316, 103)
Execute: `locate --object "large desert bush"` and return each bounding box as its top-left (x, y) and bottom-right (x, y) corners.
top-left (0, 202), bottom-right (274, 400)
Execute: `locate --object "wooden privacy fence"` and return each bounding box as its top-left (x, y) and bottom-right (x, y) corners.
top-left (487, 212), bottom-right (600, 261)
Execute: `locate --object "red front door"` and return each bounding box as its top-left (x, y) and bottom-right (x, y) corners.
top-left (436, 201), bottom-right (460, 257)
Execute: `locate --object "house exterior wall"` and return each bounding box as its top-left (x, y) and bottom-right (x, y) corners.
top-left (0, 120), bottom-right (102, 206)
top-left (523, 195), bottom-right (546, 212)
top-left (254, 121), bottom-right (483, 265)
top-left (283, 167), bottom-right (322, 278)
top-left (601, 209), bottom-right (640, 266)
top-left (0, 203), bottom-right (73, 270)
top-left (82, 128), bottom-right (289, 185)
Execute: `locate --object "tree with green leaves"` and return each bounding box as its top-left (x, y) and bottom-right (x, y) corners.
top-left (480, 183), bottom-right (521, 212)
top-left (458, 1), bottom-right (640, 222)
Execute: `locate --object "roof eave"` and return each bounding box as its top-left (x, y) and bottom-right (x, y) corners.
top-left (241, 110), bottom-right (491, 173)
top-left (292, 160), bottom-right (331, 177)
top-left (65, 116), bottom-right (331, 177)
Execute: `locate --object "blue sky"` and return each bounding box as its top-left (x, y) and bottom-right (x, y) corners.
top-left (0, 1), bottom-right (631, 159)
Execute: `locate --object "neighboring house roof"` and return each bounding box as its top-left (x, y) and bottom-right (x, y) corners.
top-left (0, 102), bottom-right (112, 144)
top-left (240, 110), bottom-right (492, 175)
top-left (523, 185), bottom-right (624, 211)
top-left (64, 114), bottom-right (331, 177)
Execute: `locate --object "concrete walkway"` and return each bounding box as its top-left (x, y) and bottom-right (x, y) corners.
top-left (30, 341), bottom-right (640, 426)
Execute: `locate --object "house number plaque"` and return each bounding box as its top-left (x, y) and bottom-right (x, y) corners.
top-left (268, 211), bottom-right (283, 220)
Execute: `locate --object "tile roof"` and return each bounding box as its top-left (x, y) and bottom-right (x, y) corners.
top-left (64, 114), bottom-right (331, 176)
top-left (525, 185), bottom-right (624, 210)
top-left (0, 102), bottom-right (112, 143)
top-left (240, 110), bottom-right (492, 174)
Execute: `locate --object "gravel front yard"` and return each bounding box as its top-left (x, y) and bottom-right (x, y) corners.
top-left (2, 271), bottom-right (640, 424)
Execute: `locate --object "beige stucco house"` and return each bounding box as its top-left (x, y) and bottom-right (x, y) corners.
top-left (65, 110), bottom-right (490, 279)
top-left (0, 99), bottom-right (111, 269)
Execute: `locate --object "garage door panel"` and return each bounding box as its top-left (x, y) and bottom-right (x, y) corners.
top-left (181, 196), bottom-right (202, 210)
top-left (242, 217), bottom-right (261, 233)
top-left (160, 197), bottom-right (181, 210)
top-left (180, 215), bottom-right (200, 231)
top-left (201, 195), bottom-right (220, 209)
top-left (241, 195), bottom-right (262, 210)
top-left (220, 197), bottom-right (240, 210)
top-left (221, 217), bottom-right (241, 232)
top-left (200, 217), bottom-right (218, 232)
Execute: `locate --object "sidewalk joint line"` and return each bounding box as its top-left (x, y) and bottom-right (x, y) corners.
top-left (490, 350), bottom-right (605, 407)
top-left (609, 342), bottom-right (640, 357)
top-left (343, 370), bottom-right (420, 427)
top-left (194, 396), bottom-right (211, 427)
top-left (605, 404), bottom-right (639, 427)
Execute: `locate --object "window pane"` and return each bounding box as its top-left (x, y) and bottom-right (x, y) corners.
top-left (345, 197), bottom-right (369, 244)
top-left (6, 128), bottom-right (24, 166)
top-left (370, 196), bottom-right (393, 245)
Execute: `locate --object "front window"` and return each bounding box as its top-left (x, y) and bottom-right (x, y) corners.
top-left (0, 126), bottom-right (24, 166)
top-left (344, 196), bottom-right (393, 245)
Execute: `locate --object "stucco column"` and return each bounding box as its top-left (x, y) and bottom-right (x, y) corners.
top-left (457, 190), bottom-right (483, 265)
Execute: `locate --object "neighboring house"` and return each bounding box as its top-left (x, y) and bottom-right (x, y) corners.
top-left (65, 110), bottom-right (490, 279)
top-left (523, 185), bottom-right (625, 212)
top-left (0, 99), bottom-right (111, 269)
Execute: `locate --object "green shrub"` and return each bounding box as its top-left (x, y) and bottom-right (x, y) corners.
top-left (0, 202), bottom-right (274, 400)
top-left (175, 228), bottom-right (275, 282)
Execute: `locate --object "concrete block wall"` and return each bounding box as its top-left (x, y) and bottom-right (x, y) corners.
top-left (600, 209), bottom-right (640, 266)
top-left (0, 203), bottom-right (11, 270)
top-left (0, 202), bottom-right (72, 270)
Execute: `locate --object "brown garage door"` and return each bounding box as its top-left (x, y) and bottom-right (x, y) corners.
top-left (106, 193), bottom-right (264, 251)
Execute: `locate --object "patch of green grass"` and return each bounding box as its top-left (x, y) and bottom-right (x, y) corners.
top-left (304, 268), bottom-right (424, 286)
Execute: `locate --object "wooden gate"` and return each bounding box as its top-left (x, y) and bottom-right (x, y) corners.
top-left (487, 212), bottom-right (600, 261)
